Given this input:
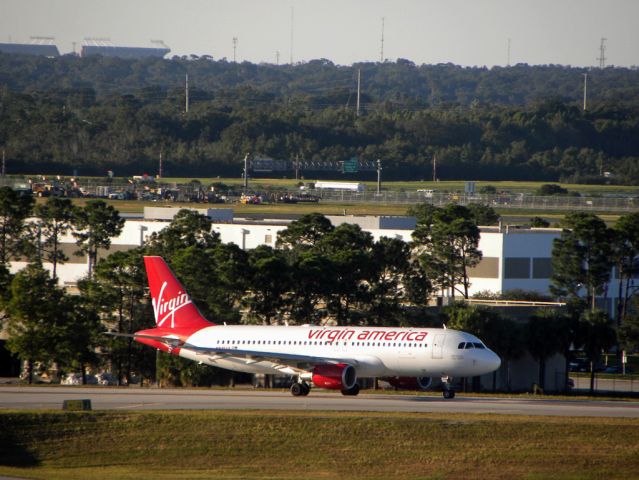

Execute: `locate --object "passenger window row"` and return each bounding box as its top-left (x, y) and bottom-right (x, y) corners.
top-left (216, 339), bottom-right (428, 348)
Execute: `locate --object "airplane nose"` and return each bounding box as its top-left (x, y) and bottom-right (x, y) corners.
top-left (489, 352), bottom-right (501, 372)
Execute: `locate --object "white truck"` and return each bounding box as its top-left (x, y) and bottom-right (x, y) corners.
top-left (309, 181), bottom-right (365, 192)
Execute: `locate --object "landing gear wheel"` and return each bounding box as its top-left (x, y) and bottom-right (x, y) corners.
top-left (291, 383), bottom-right (304, 397)
top-left (301, 382), bottom-right (311, 396)
top-left (341, 384), bottom-right (360, 396)
top-left (443, 389), bottom-right (455, 399)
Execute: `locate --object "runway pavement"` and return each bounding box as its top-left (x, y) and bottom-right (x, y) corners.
top-left (1, 385), bottom-right (639, 417)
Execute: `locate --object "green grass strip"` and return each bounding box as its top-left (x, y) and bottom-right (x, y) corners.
top-left (1, 410), bottom-right (638, 479)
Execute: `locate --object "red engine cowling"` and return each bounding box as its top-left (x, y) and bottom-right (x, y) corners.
top-left (386, 376), bottom-right (432, 391)
top-left (312, 364), bottom-right (357, 390)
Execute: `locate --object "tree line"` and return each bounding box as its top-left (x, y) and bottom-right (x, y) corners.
top-left (2, 56), bottom-right (639, 183)
top-left (1, 187), bottom-right (638, 391)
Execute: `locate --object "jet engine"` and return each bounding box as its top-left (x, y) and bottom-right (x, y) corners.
top-left (312, 363), bottom-right (357, 390)
top-left (385, 376), bottom-right (432, 391)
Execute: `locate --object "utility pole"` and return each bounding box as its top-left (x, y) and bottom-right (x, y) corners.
top-left (185, 73), bottom-right (189, 113)
top-left (233, 37), bottom-right (238, 62)
top-left (243, 153), bottom-right (250, 192)
top-left (583, 73), bottom-right (588, 111)
top-left (276, 50), bottom-right (280, 65)
top-left (158, 151), bottom-right (163, 179)
top-left (294, 154), bottom-right (300, 180)
top-left (1, 149), bottom-right (5, 177)
top-left (356, 69), bottom-right (361, 117)
top-left (376, 159), bottom-right (382, 194)
top-left (380, 17), bottom-right (385, 62)
top-left (432, 155), bottom-right (437, 182)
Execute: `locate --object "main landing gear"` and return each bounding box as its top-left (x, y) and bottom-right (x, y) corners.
top-left (290, 381), bottom-right (311, 396)
top-left (441, 376), bottom-right (456, 399)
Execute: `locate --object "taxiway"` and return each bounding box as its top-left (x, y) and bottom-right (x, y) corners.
top-left (1, 386), bottom-right (638, 417)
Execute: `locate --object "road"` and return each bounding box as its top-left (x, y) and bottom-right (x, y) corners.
top-left (1, 386), bottom-right (639, 417)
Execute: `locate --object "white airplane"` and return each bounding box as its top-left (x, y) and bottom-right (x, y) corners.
top-left (130, 256), bottom-right (501, 399)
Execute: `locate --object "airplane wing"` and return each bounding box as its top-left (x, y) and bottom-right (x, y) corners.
top-left (105, 331), bottom-right (370, 373)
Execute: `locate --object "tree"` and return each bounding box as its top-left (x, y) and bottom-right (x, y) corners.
top-left (0, 187), bottom-right (34, 266)
top-left (145, 209), bottom-right (220, 258)
top-left (34, 197), bottom-right (76, 279)
top-left (529, 217), bottom-right (550, 228)
top-left (611, 212), bottom-right (639, 330)
top-left (551, 213), bottom-right (612, 310)
top-left (316, 224), bottom-right (375, 324)
top-left (466, 203), bottom-right (499, 226)
top-left (5, 264), bottom-right (64, 383)
top-left (525, 310), bottom-right (564, 391)
top-left (72, 200), bottom-right (125, 278)
top-left (618, 296), bottom-right (639, 354)
top-left (54, 294), bottom-right (103, 385)
top-left (275, 212), bottom-right (334, 252)
top-left (414, 204), bottom-right (482, 299)
top-left (368, 236), bottom-right (431, 325)
top-left (85, 249), bottom-right (150, 385)
top-left (244, 245), bottom-right (290, 325)
top-left (578, 309), bottom-right (617, 394)
top-left (286, 251), bottom-right (334, 324)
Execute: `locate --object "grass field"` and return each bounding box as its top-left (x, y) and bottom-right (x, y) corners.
top-left (1, 410), bottom-right (638, 480)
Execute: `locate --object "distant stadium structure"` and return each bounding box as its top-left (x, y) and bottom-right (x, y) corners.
top-left (0, 36), bottom-right (59, 57)
top-left (80, 38), bottom-right (170, 59)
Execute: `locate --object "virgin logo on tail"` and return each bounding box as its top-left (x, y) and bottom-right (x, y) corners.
top-left (152, 281), bottom-right (193, 328)
top-left (144, 256), bottom-right (214, 330)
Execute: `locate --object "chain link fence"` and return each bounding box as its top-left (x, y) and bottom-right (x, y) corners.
top-left (570, 374), bottom-right (639, 393)
top-left (308, 190), bottom-right (639, 212)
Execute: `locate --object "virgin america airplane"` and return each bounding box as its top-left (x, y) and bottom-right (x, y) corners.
top-left (129, 257), bottom-right (501, 399)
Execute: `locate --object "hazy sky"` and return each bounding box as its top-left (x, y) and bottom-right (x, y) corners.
top-left (2, 0), bottom-right (638, 67)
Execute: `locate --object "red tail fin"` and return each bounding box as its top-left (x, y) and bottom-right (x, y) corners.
top-left (144, 256), bottom-right (214, 330)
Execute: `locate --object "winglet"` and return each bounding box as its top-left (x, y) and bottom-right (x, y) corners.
top-left (144, 256), bottom-right (214, 329)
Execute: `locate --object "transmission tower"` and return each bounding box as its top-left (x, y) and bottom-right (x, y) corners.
top-left (380, 17), bottom-right (385, 62)
top-left (597, 38), bottom-right (607, 68)
top-left (290, 7), bottom-right (295, 64)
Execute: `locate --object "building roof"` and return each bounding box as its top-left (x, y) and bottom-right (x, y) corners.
top-left (0, 43), bottom-right (59, 57)
top-left (80, 45), bottom-right (170, 59)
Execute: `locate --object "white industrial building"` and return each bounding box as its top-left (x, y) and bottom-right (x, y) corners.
top-left (9, 207), bottom-right (566, 299)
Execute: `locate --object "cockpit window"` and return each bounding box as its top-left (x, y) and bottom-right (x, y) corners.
top-left (458, 342), bottom-right (466, 349)
top-left (473, 342), bottom-right (486, 349)
top-left (465, 343), bottom-right (474, 349)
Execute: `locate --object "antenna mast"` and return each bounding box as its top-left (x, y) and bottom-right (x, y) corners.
top-left (380, 17), bottom-right (385, 62)
top-left (290, 7), bottom-right (294, 64)
top-left (597, 38), bottom-right (607, 68)
top-left (233, 37), bottom-right (238, 62)
top-left (507, 38), bottom-right (511, 66)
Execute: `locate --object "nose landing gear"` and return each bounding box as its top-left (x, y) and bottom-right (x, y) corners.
top-left (441, 376), bottom-right (456, 399)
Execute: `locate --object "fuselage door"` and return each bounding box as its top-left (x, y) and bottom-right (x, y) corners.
top-left (432, 333), bottom-right (445, 359)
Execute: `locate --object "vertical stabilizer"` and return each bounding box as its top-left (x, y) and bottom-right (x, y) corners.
top-left (144, 256), bottom-right (213, 329)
